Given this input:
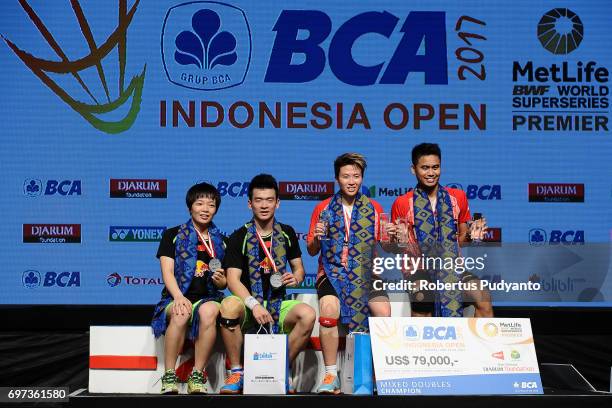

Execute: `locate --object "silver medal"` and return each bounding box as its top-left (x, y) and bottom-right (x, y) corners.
top-left (208, 258), bottom-right (222, 273)
top-left (270, 272), bottom-right (283, 289)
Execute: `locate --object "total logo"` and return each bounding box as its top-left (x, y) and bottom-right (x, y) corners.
top-left (492, 351), bottom-right (505, 360)
top-left (106, 273), bottom-right (163, 287)
top-left (22, 270), bottom-right (81, 288)
top-left (445, 183), bottom-right (501, 200)
top-left (23, 179), bottom-right (81, 197)
top-left (161, 2), bottom-right (251, 90)
top-left (528, 228), bottom-right (585, 245)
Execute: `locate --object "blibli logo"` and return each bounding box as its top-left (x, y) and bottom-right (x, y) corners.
top-left (253, 352), bottom-right (273, 360)
top-left (265, 10), bottom-right (448, 85)
top-left (24, 179), bottom-right (81, 197)
top-left (162, 2), bottom-right (251, 90)
top-left (422, 326), bottom-right (456, 340)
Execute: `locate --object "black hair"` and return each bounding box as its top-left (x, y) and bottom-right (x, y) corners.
top-left (248, 174), bottom-right (279, 200)
top-left (333, 152), bottom-right (367, 178)
top-left (185, 182), bottom-right (221, 210)
top-left (411, 143), bottom-right (442, 165)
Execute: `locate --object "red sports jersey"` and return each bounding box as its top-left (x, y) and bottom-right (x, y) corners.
top-left (391, 187), bottom-right (471, 227)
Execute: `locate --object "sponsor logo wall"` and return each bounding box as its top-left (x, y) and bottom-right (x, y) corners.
top-left (1, 1), bottom-right (610, 305)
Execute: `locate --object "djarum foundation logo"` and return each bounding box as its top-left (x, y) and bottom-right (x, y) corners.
top-left (2, 0), bottom-right (145, 134)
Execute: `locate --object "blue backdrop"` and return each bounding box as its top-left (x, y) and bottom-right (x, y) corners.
top-left (1, 0), bottom-right (610, 305)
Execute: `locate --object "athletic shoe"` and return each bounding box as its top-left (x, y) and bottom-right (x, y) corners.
top-left (187, 370), bottom-right (208, 394)
top-left (220, 371), bottom-right (243, 394)
top-left (317, 373), bottom-right (341, 394)
top-left (160, 369), bottom-right (179, 394)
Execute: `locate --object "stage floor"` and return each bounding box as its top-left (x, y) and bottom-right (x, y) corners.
top-left (67, 388), bottom-right (612, 408)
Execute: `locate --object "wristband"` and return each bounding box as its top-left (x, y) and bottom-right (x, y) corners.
top-left (245, 296), bottom-right (260, 311)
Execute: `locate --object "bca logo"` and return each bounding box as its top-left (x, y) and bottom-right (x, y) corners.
top-left (22, 270), bottom-right (41, 289)
top-left (446, 183), bottom-right (501, 200)
top-left (529, 229), bottom-right (584, 245)
top-left (24, 179), bottom-right (81, 197)
top-left (217, 181), bottom-right (249, 197)
top-left (162, 2), bottom-right (251, 90)
top-left (265, 10), bottom-right (447, 85)
top-left (22, 270), bottom-right (80, 288)
top-left (403, 325), bottom-right (419, 340)
top-left (528, 228), bottom-right (547, 246)
top-left (422, 326), bottom-right (456, 340)
top-left (515, 381), bottom-right (538, 389)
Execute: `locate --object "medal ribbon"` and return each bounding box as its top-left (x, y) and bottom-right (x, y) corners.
top-left (195, 229), bottom-right (216, 258)
top-left (343, 206), bottom-right (352, 244)
top-left (255, 230), bottom-right (277, 273)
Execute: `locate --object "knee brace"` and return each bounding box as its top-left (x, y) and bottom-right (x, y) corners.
top-left (218, 315), bottom-right (241, 329)
top-left (319, 316), bottom-right (338, 328)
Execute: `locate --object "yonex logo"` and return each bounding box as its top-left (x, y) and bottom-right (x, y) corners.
top-left (109, 226), bottom-right (166, 242)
